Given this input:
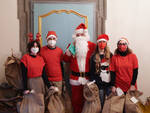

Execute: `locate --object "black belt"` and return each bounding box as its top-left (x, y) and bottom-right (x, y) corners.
top-left (72, 71), bottom-right (89, 77)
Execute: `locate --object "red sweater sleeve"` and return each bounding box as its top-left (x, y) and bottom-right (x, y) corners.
top-left (109, 55), bottom-right (116, 71)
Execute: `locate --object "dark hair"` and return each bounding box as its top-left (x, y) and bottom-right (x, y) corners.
top-left (114, 47), bottom-right (132, 55)
top-left (27, 40), bottom-right (41, 54)
top-left (114, 41), bottom-right (132, 55)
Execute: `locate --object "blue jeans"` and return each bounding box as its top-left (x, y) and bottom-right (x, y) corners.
top-left (99, 87), bottom-right (111, 113)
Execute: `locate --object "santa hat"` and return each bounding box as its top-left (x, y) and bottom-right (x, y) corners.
top-left (97, 34), bottom-right (109, 43)
top-left (118, 37), bottom-right (129, 45)
top-left (46, 31), bottom-right (57, 39)
top-left (75, 23), bottom-right (88, 34)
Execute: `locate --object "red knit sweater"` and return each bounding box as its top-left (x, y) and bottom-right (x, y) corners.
top-left (40, 46), bottom-right (63, 81)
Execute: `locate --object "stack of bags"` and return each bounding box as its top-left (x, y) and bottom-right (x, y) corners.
top-left (0, 55), bottom-right (23, 113)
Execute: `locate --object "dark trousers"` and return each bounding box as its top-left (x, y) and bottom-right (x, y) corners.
top-left (99, 87), bottom-right (111, 113)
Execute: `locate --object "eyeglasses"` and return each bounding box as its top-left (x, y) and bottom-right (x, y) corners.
top-left (118, 43), bottom-right (127, 45)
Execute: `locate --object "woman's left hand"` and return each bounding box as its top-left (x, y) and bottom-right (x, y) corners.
top-left (50, 86), bottom-right (59, 92)
top-left (129, 85), bottom-right (136, 91)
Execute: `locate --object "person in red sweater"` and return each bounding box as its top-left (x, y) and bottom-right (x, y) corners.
top-left (21, 33), bottom-right (51, 94)
top-left (63, 23), bottom-right (96, 113)
top-left (109, 37), bottom-right (139, 94)
top-left (40, 31), bottom-right (64, 93)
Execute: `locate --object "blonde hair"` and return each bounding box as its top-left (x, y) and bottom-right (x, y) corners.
top-left (94, 45), bottom-right (111, 74)
top-left (94, 45), bottom-right (111, 62)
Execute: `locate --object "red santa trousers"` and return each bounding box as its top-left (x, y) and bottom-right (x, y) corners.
top-left (71, 85), bottom-right (84, 113)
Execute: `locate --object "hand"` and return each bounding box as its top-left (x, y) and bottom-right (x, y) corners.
top-left (23, 90), bottom-right (30, 94)
top-left (129, 85), bottom-right (136, 91)
top-left (87, 80), bottom-right (96, 86)
top-left (112, 86), bottom-right (116, 94)
top-left (30, 89), bottom-right (35, 93)
top-left (65, 49), bottom-right (72, 56)
top-left (50, 86), bottom-right (59, 92)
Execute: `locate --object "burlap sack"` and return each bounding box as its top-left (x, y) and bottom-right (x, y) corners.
top-left (138, 96), bottom-right (150, 113)
top-left (0, 102), bottom-right (18, 113)
top-left (5, 56), bottom-right (23, 90)
top-left (136, 102), bottom-right (147, 113)
top-left (102, 93), bottom-right (125, 113)
top-left (50, 81), bottom-right (63, 94)
top-left (145, 97), bottom-right (150, 112)
top-left (19, 93), bottom-right (45, 113)
top-left (0, 83), bottom-right (22, 113)
top-left (82, 82), bottom-right (101, 113)
top-left (0, 83), bottom-right (17, 99)
top-left (61, 82), bottom-right (73, 113)
top-left (145, 97), bottom-right (150, 106)
top-left (0, 95), bottom-right (22, 113)
top-left (124, 90), bottom-right (143, 113)
top-left (46, 88), bottom-right (65, 113)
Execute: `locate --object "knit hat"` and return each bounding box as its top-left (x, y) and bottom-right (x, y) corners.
top-left (46, 31), bottom-right (57, 39)
top-left (118, 37), bottom-right (129, 45)
top-left (75, 23), bottom-right (88, 34)
top-left (97, 34), bottom-right (109, 43)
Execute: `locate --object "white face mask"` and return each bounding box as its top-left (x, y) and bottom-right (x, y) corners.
top-left (48, 40), bottom-right (56, 47)
top-left (31, 47), bottom-right (39, 54)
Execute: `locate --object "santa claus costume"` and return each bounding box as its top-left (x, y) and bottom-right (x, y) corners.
top-left (63, 23), bottom-right (96, 113)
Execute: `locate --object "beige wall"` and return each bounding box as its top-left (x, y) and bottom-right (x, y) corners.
top-left (106, 0), bottom-right (150, 100)
top-left (0, 0), bottom-right (20, 82)
top-left (0, 0), bottom-right (150, 100)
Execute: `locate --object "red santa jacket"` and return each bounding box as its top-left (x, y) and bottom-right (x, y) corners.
top-left (63, 41), bottom-right (96, 85)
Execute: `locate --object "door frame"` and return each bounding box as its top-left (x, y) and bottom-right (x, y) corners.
top-left (17, 0), bottom-right (107, 54)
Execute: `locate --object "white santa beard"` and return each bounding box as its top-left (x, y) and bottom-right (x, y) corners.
top-left (75, 36), bottom-right (89, 72)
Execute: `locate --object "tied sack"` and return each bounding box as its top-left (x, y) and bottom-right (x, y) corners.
top-left (5, 56), bottom-right (23, 90)
top-left (124, 90), bottom-right (143, 113)
top-left (82, 82), bottom-right (101, 113)
top-left (46, 88), bottom-right (65, 113)
top-left (102, 93), bottom-right (125, 113)
top-left (145, 97), bottom-right (150, 111)
top-left (141, 96), bottom-right (150, 113)
top-left (19, 93), bottom-right (45, 113)
top-left (61, 82), bottom-right (73, 113)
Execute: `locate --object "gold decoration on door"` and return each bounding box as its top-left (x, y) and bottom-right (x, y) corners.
top-left (38, 9), bottom-right (88, 46)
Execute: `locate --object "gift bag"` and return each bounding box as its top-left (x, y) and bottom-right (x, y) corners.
top-left (0, 83), bottom-right (17, 99)
top-left (102, 93), bottom-right (125, 113)
top-left (19, 93), bottom-right (45, 113)
top-left (82, 82), bottom-right (101, 113)
top-left (136, 96), bottom-right (150, 113)
top-left (145, 97), bottom-right (150, 106)
top-left (5, 56), bottom-right (23, 90)
top-left (124, 90), bottom-right (143, 113)
top-left (46, 88), bottom-right (65, 113)
top-left (145, 97), bottom-right (150, 112)
top-left (61, 82), bottom-right (73, 113)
